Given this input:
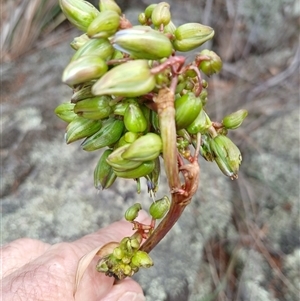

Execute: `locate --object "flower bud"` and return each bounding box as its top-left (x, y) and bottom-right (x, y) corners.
top-left (198, 50), bottom-right (222, 76)
top-left (131, 251), bottom-right (153, 268)
top-left (92, 60), bottom-right (156, 97)
top-left (113, 161), bottom-right (155, 179)
top-left (54, 102), bottom-right (77, 123)
top-left (71, 38), bottom-right (114, 61)
top-left (124, 103), bottom-right (147, 133)
top-left (209, 135), bottom-right (242, 179)
top-left (138, 13), bottom-right (147, 25)
top-left (122, 133), bottom-right (162, 161)
top-left (186, 109), bottom-right (212, 134)
top-left (112, 28), bottom-right (173, 60)
top-left (175, 92), bottom-right (203, 130)
top-left (144, 4), bottom-right (157, 19)
top-left (163, 20), bottom-right (176, 35)
top-left (124, 131), bottom-right (139, 143)
top-left (71, 84), bottom-right (94, 102)
top-left (99, 0), bottom-right (122, 15)
top-left (106, 144), bottom-right (143, 171)
top-left (62, 55), bottom-right (108, 86)
top-left (59, 0), bottom-right (99, 32)
top-left (149, 196), bottom-right (170, 219)
top-left (87, 10), bottom-right (120, 38)
top-left (173, 23), bottom-right (214, 52)
top-left (94, 149), bottom-right (117, 189)
top-left (125, 203), bottom-right (142, 221)
top-left (66, 117), bottom-right (102, 144)
top-left (222, 109), bottom-right (248, 130)
top-left (81, 118), bottom-right (124, 151)
top-left (70, 34), bottom-right (90, 50)
top-left (151, 2), bottom-right (171, 27)
top-left (112, 247), bottom-right (124, 260)
top-left (74, 95), bottom-right (113, 120)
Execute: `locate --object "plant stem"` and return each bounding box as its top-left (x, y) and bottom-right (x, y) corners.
top-left (140, 87), bottom-right (189, 253)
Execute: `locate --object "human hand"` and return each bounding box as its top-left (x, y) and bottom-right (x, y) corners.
top-left (1, 212), bottom-right (149, 301)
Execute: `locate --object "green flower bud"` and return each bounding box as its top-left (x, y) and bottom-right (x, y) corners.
top-left (138, 12), bottom-right (147, 25)
top-left (113, 101), bottom-right (129, 116)
top-left (71, 83), bottom-right (94, 102)
top-left (94, 149), bottom-right (117, 189)
top-left (87, 10), bottom-right (120, 38)
top-left (131, 251), bottom-right (153, 268)
top-left (149, 196), bottom-right (170, 219)
top-left (122, 133), bottom-right (162, 161)
top-left (71, 38), bottom-right (114, 62)
top-left (151, 2), bottom-right (171, 27)
top-left (173, 23), bottom-right (214, 52)
top-left (125, 203), bottom-right (142, 221)
top-left (74, 95), bottom-right (113, 120)
top-left (198, 50), bottom-right (222, 76)
top-left (124, 131), bottom-right (139, 143)
top-left (222, 109), bottom-right (248, 130)
top-left (99, 0), bottom-right (122, 15)
top-left (113, 246), bottom-right (124, 260)
top-left (62, 55), bottom-right (108, 86)
top-left (106, 144), bottom-right (143, 171)
top-left (175, 92), bottom-right (203, 130)
top-left (113, 161), bottom-right (155, 179)
top-left (187, 109), bottom-right (212, 134)
top-left (163, 20), bottom-right (176, 35)
top-left (70, 34), bottom-right (90, 50)
top-left (59, 0), bottom-right (99, 32)
top-left (112, 28), bottom-right (173, 60)
top-left (92, 60), bottom-right (156, 97)
top-left (124, 103), bottom-right (147, 133)
top-left (81, 118), bottom-right (124, 151)
top-left (66, 117), bottom-right (102, 144)
top-left (144, 4), bottom-right (157, 19)
top-left (209, 135), bottom-right (242, 179)
top-left (54, 102), bottom-right (77, 123)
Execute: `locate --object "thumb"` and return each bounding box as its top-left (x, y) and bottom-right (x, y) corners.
top-left (99, 278), bottom-right (145, 301)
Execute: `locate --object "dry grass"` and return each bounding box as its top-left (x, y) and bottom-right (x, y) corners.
top-left (0, 0), bottom-right (64, 62)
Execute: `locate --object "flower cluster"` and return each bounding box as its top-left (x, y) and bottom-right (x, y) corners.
top-left (56, 0), bottom-right (248, 279)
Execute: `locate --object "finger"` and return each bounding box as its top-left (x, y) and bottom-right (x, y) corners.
top-left (72, 210), bottom-right (150, 256)
top-left (99, 278), bottom-right (145, 301)
top-left (0, 238), bottom-right (50, 279)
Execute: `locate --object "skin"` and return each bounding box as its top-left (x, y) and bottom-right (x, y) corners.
top-left (1, 212), bottom-right (149, 301)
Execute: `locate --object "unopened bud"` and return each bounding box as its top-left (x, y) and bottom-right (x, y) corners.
top-left (175, 92), bottom-right (203, 130)
top-left (222, 109), bottom-right (248, 130)
top-left (92, 60), bottom-right (156, 97)
top-left (173, 23), bottom-right (214, 52)
top-left (112, 28), bottom-right (173, 60)
top-left (87, 10), bottom-right (120, 38)
top-left (131, 251), bottom-right (153, 268)
top-left (151, 2), bottom-right (171, 27)
top-left (125, 203), bottom-right (142, 221)
top-left (70, 34), bottom-right (90, 50)
top-left (62, 55), bottom-right (108, 86)
top-left (59, 0), bottom-right (99, 32)
top-left (122, 133), bottom-right (162, 161)
top-left (149, 196), bottom-right (170, 219)
top-left (124, 103), bottom-right (148, 133)
top-left (99, 0), bottom-right (122, 15)
top-left (54, 102), bottom-right (77, 123)
top-left (209, 135), bottom-right (242, 179)
top-left (71, 38), bottom-right (114, 61)
top-left (198, 50), bottom-right (222, 76)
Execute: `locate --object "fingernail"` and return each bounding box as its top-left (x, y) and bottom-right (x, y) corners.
top-left (118, 292), bottom-right (145, 301)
